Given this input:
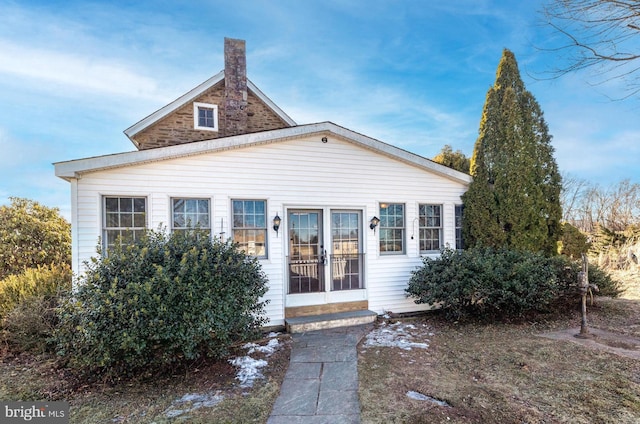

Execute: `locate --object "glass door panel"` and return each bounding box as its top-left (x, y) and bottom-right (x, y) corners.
top-left (330, 211), bottom-right (363, 291)
top-left (288, 210), bottom-right (325, 293)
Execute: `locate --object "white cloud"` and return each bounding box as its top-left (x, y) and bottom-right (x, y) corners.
top-left (0, 40), bottom-right (168, 102)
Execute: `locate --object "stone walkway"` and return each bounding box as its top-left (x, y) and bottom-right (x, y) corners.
top-left (267, 324), bottom-right (372, 424)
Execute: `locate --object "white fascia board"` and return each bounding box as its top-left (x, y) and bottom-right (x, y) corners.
top-left (56, 124), bottom-right (328, 179)
top-left (247, 79), bottom-right (296, 126)
top-left (123, 73), bottom-right (296, 142)
top-left (55, 122), bottom-right (471, 185)
top-left (123, 71), bottom-right (225, 141)
top-left (326, 123), bottom-right (473, 185)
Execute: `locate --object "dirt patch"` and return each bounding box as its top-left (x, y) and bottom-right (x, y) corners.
top-left (541, 327), bottom-right (640, 360)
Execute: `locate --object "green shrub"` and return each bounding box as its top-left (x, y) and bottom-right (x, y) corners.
top-left (549, 255), bottom-right (622, 298)
top-left (0, 264), bottom-right (72, 319)
top-left (0, 264), bottom-right (71, 352)
top-left (2, 296), bottom-right (59, 353)
top-left (558, 222), bottom-right (590, 259)
top-left (55, 230), bottom-right (269, 377)
top-left (406, 248), bottom-right (563, 321)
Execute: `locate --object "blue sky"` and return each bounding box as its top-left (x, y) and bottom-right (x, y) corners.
top-left (1, 0), bottom-right (639, 220)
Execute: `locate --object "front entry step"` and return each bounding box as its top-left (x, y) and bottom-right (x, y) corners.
top-left (285, 310), bottom-right (378, 333)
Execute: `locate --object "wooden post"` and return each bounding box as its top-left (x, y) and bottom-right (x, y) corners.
top-left (575, 254), bottom-right (593, 339)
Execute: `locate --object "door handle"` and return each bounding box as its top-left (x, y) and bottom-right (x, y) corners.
top-left (319, 248), bottom-right (328, 265)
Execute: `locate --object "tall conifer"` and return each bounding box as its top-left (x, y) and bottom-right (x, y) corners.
top-left (462, 49), bottom-right (562, 255)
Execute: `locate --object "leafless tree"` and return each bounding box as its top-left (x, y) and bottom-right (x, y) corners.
top-left (562, 175), bottom-right (640, 231)
top-left (541, 0), bottom-right (640, 98)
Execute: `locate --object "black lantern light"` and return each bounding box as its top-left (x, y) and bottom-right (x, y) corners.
top-left (273, 214), bottom-right (282, 236)
top-left (369, 216), bottom-right (380, 233)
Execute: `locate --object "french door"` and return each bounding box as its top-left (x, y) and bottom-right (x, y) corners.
top-left (330, 210), bottom-right (363, 291)
top-left (288, 210), bottom-right (325, 294)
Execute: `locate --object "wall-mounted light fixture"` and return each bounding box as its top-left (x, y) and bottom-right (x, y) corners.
top-left (321, 136), bottom-right (328, 143)
top-left (369, 216), bottom-right (380, 233)
top-left (273, 214), bottom-right (282, 236)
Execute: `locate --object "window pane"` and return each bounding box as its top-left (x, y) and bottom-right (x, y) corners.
top-left (198, 200), bottom-right (209, 214)
top-left (173, 199), bottom-right (185, 213)
top-left (133, 198), bottom-right (145, 213)
top-left (182, 200), bottom-right (192, 213)
top-left (133, 213), bottom-right (145, 228)
top-left (246, 214), bottom-right (255, 228)
top-left (106, 212), bottom-right (119, 227)
top-left (197, 214), bottom-right (209, 227)
top-left (233, 214), bottom-right (243, 227)
top-left (105, 197), bottom-right (119, 212)
top-left (120, 213), bottom-right (132, 227)
top-left (120, 198), bottom-right (133, 213)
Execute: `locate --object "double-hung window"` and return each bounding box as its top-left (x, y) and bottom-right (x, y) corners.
top-left (379, 203), bottom-right (405, 254)
top-left (172, 198), bottom-right (210, 235)
top-left (193, 102), bottom-right (219, 131)
top-left (103, 196), bottom-right (146, 250)
top-left (232, 200), bottom-right (267, 258)
top-left (455, 205), bottom-right (464, 250)
top-left (419, 204), bottom-right (442, 252)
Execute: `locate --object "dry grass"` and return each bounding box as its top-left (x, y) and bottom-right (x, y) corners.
top-left (0, 335), bottom-right (292, 423)
top-left (614, 268), bottom-right (640, 300)
top-left (358, 299), bottom-right (640, 424)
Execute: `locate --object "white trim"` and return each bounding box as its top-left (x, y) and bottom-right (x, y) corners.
top-left (55, 122), bottom-right (473, 185)
top-left (193, 102), bottom-right (219, 132)
top-left (122, 72), bottom-right (296, 144)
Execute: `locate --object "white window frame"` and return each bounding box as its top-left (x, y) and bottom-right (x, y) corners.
top-left (193, 102), bottom-right (219, 131)
top-left (171, 198), bottom-right (211, 234)
top-left (102, 196), bottom-right (147, 251)
top-left (379, 202), bottom-right (405, 255)
top-left (419, 204), bottom-right (442, 253)
top-left (232, 199), bottom-right (268, 259)
top-left (455, 204), bottom-right (464, 250)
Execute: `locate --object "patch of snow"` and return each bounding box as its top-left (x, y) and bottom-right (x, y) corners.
top-left (164, 392), bottom-right (224, 418)
top-left (266, 331), bottom-right (280, 338)
top-left (244, 338), bottom-right (280, 355)
top-left (231, 336), bottom-right (283, 388)
top-left (407, 391), bottom-right (450, 407)
top-left (229, 356), bottom-right (268, 388)
top-left (364, 322), bottom-right (431, 350)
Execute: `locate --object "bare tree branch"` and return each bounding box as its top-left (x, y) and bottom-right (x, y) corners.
top-left (539, 0), bottom-right (640, 99)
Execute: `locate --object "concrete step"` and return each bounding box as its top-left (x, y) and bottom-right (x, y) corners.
top-left (285, 310), bottom-right (378, 333)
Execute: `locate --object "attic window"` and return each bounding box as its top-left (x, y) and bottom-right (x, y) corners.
top-left (193, 102), bottom-right (219, 131)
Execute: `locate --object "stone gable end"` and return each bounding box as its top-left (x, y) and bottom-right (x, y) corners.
top-left (132, 83), bottom-right (292, 150)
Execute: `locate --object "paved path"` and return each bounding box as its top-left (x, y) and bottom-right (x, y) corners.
top-left (267, 324), bottom-right (372, 424)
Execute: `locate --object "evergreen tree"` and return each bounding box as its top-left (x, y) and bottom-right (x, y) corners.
top-left (462, 49), bottom-right (562, 255)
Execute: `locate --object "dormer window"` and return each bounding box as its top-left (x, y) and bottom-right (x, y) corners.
top-left (193, 102), bottom-right (219, 131)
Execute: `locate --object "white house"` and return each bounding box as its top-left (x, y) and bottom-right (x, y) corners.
top-left (54, 38), bottom-right (471, 328)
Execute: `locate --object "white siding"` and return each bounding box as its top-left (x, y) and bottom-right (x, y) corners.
top-left (71, 135), bottom-right (467, 325)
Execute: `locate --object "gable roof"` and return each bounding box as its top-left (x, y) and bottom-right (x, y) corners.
top-left (56, 122), bottom-right (472, 185)
top-left (123, 70), bottom-right (297, 142)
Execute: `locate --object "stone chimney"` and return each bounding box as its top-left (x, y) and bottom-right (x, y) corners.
top-left (224, 37), bottom-right (248, 136)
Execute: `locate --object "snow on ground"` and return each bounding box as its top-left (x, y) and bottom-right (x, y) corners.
top-left (229, 333), bottom-right (282, 388)
top-left (406, 391), bottom-right (450, 407)
top-left (229, 356), bottom-right (269, 388)
top-left (164, 392), bottom-right (225, 418)
top-left (363, 321), bottom-right (432, 351)
top-left (163, 334), bottom-right (283, 419)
